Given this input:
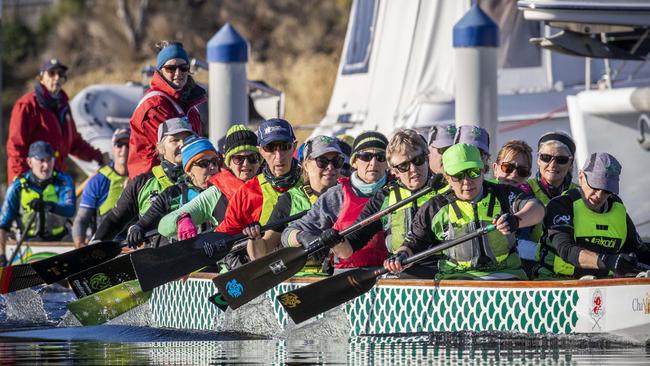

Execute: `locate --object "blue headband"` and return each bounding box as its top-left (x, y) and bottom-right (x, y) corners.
top-left (157, 44), bottom-right (190, 70)
top-left (181, 137), bottom-right (216, 171)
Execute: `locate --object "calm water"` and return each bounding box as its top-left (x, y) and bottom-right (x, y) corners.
top-left (1, 285), bottom-right (649, 365)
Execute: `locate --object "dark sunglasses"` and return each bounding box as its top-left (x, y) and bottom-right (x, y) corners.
top-left (231, 154), bottom-right (260, 165)
top-left (162, 64), bottom-right (190, 73)
top-left (113, 141), bottom-right (128, 149)
top-left (449, 168), bottom-right (482, 182)
top-left (499, 161), bottom-right (530, 178)
top-left (46, 70), bottom-right (67, 78)
top-left (356, 152), bottom-right (386, 163)
top-left (394, 154), bottom-right (427, 173)
top-left (539, 153), bottom-right (571, 165)
top-left (314, 156), bottom-right (344, 169)
top-left (193, 157), bottom-right (220, 169)
top-left (262, 142), bottom-right (293, 153)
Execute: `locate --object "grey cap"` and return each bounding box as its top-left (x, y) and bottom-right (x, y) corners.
top-left (157, 117), bottom-right (194, 142)
top-left (454, 124), bottom-right (490, 154)
top-left (28, 141), bottom-right (55, 159)
top-left (428, 123), bottom-right (457, 149)
top-left (305, 135), bottom-right (342, 159)
top-left (582, 152), bottom-right (622, 194)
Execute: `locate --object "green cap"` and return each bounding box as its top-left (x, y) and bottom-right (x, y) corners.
top-left (442, 143), bottom-right (484, 175)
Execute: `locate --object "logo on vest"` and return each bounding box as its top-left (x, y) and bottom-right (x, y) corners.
top-left (596, 224), bottom-right (609, 231)
top-left (552, 215), bottom-right (571, 225)
top-left (590, 237), bottom-right (619, 248)
top-left (507, 191), bottom-right (516, 206)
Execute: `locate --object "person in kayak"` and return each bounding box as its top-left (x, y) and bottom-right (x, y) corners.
top-left (381, 143), bottom-right (545, 280)
top-left (538, 152), bottom-right (650, 278)
top-left (92, 117), bottom-right (193, 245)
top-left (427, 123), bottom-right (456, 175)
top-left (0, 141), bottom-right (75, 266)
top-left (282, 131), bottom-right (390, 272)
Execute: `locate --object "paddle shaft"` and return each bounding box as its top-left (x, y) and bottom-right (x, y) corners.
top-left (8, 213), bottom-right (37, 265)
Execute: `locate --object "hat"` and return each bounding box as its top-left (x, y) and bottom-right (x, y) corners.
top-left (582, 152), bottom-right (622, 194)
top-left (40, 58), bottom-right (68, 73)
top-left (181, 136), bottom-right (217, 172)
top-left (442, 143), bottom-right (484, 176)
top-left (428, 123), bottom-right (457, 149)
top-left (352, 131), bottom-right (388, 156)
top-left (336, 138), bottom-right (352, 165)
top-left (156, 43), bottom-right (190, 70)
top-left (224, 124), bottom-right (258, 165)
top-left (454, 125), bottom-right (490, 154)
top-left (28, 141), bottom-right (55, 160)
top-left (538, 132), bottom-right (576, 156)
top-left (305, 135), bottom-right (343, 159)
top-left (112, 128), bottom-right (131, 144)
top-left (257, 118), bottom-right (295, 146)
top-left (158, 117), bottom-right (194, 142)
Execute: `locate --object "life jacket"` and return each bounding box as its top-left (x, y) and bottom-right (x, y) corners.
top-left (257, 173), bottom-right (289, 225)
top-left (137, 165), bottom-right (175, 216)
top-left (208, 169), bottom-right (244, 202)
top-left (286, 184), bottom-right (327, 275)
top-left (540, 189), bottom-right (627, 277)
top-left (528, 177), bottom-right (578, 243)
top-left (332, 178), bottom-right (387, 268)
top-left (18, 173), bottom-right (66, 238)
top-left (97, 165), bottom-right (128, 216)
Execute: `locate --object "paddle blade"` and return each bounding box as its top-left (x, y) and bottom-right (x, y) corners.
top-left (207, 292), bottom-right (230, 312)
top-left (30, 240), bottom-right (122, 284)
top-left (213, 247), bottom-right (308, 310)
top-left (0, 264), bottom-right (45, 294)
top-left (67, 280), bottom-right (152, 326)
top-left (67, 254), bottom-right (138, 298)
top-left (132, 231), bottom-right (233, 292)
top-left (278, 268), bottom-right (380, 324)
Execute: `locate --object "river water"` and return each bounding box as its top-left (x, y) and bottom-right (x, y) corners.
top-left (1, 285), bottom-right (649, 365)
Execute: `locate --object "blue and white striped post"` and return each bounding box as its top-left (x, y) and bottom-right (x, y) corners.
top-left (453, 4), bottom-right (499, 158)
top-left (207, 23), bottom-right (249, 148)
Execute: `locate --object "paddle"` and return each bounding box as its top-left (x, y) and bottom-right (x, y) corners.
top-left (0, 214), bottom-right (45, 294)
top-left (67, 254), bottom-right (138, 298)
top-left (132, 212), bottom-right (307, 292)
top-left (7, 212), bottom-right (37, 265)
top-left (212, 182), bottom-right (438, 310)
top-left (279, 224), bottom-right (497, 324)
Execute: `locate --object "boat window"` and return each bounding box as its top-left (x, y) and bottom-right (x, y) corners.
top-left (478, 0), bottom-right (542, 68)
top-left (342, 0), bottom-right (377, 75)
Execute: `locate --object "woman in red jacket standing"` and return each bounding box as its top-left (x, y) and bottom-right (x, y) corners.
top-left (128, 41), bottom-right (208, 179)
top-left (7, 59), bottom-right (103, 184)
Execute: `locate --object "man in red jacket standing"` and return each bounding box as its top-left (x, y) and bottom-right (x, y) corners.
top-left (7, 59), bottom-right (103, 184)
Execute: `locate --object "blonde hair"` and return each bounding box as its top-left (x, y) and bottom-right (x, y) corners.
top-left (387, 129), bottom-right (428, 167)
top-left (496, 140), bottom-right (533, 168)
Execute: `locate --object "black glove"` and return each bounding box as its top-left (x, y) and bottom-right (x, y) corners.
top-left (388, 251), bottom-right (409, 265)
top-left (598, 253), bottom-right (638, 275)
top-left (307, 240), bottom-right (330, 263)
top-left (429, 173), bottom-right (446, 191)
top-left (498, 213), bottom-right (520, 232)
top-left (29, 198), bottom-right (45, 211)
top-left (320, 228), bottom-right (343, 248)
top-left (127, 224), bottom-right (145, 249)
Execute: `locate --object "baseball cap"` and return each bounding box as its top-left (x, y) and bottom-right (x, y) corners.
top-left (112, 128), bottom-right (131, 144)
top-left (582, 152), bottom-right (622, 194)
top-left (454, 125), bottom-right (490, 154)
top-left (257, 118), bottom-right (295, 146)
top-left (40, 58), bottom-right (68, 73)
top-left (28, 141), bottom-right (55, 160)
top-left (157, 117), bottom-right (194, 142)
top-left (305, 135), bottom-right (343, 159)
top-left (442, 143), bottom-right (484, 176)
top-left (428, 123), bottom-right (457, 149)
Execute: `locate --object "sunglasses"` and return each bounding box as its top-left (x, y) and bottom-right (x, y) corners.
top-left (449, 168), bottom-right (482, 182)
top-left (46, 70), bottom-right (67, 78)
top-left (162, 64), bottom-right (190, 73)
top-left (539, 153), bottom-right (571, 165)
top-left (356, 152), bottom-right (386, 163)
top-left (314, 156), bottom-right (344, 169)
top-left (394, 154), bottom-right (427, 173)
top-left (499, 161), bottom-right (531, 178)
top-left (193, 157), bottom-right (220, 169)
top-left (262, 142), bottom-right (293, 153)
top-left (231, 154), bottom-right (260, 165)
top-left (113, 141), bottom-right (129, 149)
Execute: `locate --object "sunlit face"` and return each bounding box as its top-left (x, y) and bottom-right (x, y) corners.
top-left (537, 144), bottom-right (573, 186)
top-left (158, 131), bottom-right (192, 165)
top-left (579, 171), bottom-right (612, 211)
top-left (188, 155), bottom-right (219, 189)
top-left (40, 68), bottom-right (66, 95)
top-left (27, 156), bottom-right (55, 181)
top-left (428, 146), bottom-right (445, 174)
top-left (112, 139), bottom-right (129, 167)
top-left (258, 141), bottom-right (296, 177)
top-left (445, 169), bottom-right (484, 201)
top-left (228, 151), bottom-right (261, 181)
top-left (352, 149), bottom-right (388, 184)
top-left (304, 152), bottom-right (341, 192)
top-left (492, 152), bottom-right (531, 186)
top-left (391, 149), bottom-right (429, 191)
top-left (160, 58), bottom-right (189, 90)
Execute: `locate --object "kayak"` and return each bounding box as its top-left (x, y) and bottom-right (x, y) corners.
top-left (150, 273), bottom-right (650, 342)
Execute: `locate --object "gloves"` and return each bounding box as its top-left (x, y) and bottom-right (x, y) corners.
top-left (320, 228), bottom-right (343, 248)
top-left (307, 240), bottom-right (330, 263)
top-left (29, 198), bottom-right (52, 212)
top-left (429, 173), bottom-right (446, 191)
top-left (177, 213), bottom-right (197, 240)
top-left (496, 213), bottom-right (520, 233)
top-left (388, 251), bottom-right (409, 265)
top-left (126, 224), bottom-right (145, 249)
top-left (242, 221), bottom-right (262, 240)
top-left (598, 253), bottom-right (638, 275)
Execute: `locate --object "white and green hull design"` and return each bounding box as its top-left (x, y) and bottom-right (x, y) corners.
top-left (150, 274), bottom-right (650, 341)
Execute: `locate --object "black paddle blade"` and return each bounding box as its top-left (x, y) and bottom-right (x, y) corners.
top-left (212, 247), bottom-right (308, 310)
top-left (132, 231), bottom-right (234, 292)
top-left (0, 264), bottom-right (45, 294)
top-left (278, 268), bottom-right (380, 324)
top-left (67, 254), bottom-right (138, 298)
top-left (30, 240), bottom-right (122, 284)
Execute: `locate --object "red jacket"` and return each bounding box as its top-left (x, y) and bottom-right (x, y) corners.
top-left (127, 72), bottom-right (207, 179)
top-left (7, 86), bottom-right (103, 184)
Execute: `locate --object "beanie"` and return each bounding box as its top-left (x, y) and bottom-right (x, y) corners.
top-left (181, 136), bottom-right (217, 172)
top-left (224, 124), bottom-right (258, 166)
top-left (157, 43), bottom-right (190, 70)
top-left (352, 131), bottom-right (388, 157)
